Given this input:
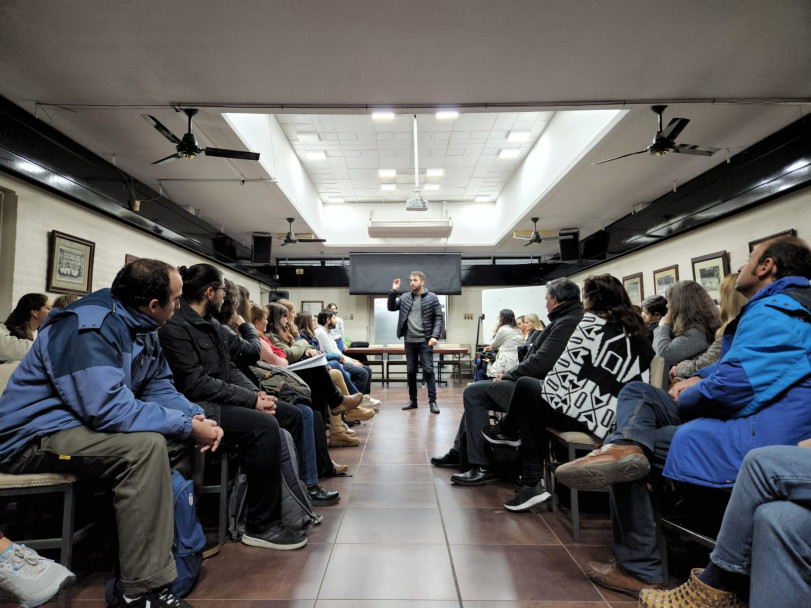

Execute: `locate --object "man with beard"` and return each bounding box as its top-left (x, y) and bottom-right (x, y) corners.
top-left (159, 263), bottom-right (309, 551)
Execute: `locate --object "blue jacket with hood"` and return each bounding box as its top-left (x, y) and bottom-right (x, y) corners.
top-left (0, 288), bottom-right (203, 466)
top-left (663, 276), bottom-right (811, 487)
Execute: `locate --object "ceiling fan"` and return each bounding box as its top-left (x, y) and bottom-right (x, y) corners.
top-left (276, 217), bottom-right (327, 246)
top-left (593, 105), bottom-right (720, 165)
top-left (513, 217), bottom-right (575, 246)
top-left (142, 108), bottom-right (261, 165)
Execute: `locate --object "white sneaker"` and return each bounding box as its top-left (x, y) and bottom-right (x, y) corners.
top-left (361, 395), bottom-right (381, 408)
top-left (0, 544), bottom-right (75, 608)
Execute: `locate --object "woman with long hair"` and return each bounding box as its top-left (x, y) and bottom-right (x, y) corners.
top-left (670, 273), bottom-right (749, 381)
top-left (0, 293), bottom-right (51, 363)
top-left (481, 274), bottom-right (654, 512)
top-left (266, 301), bottom-right (319, 363)
top-left (654, 280), bottom-right (721, 368)
top-left (251, 304), bottom-right (289, 366)
top-left (483, 309), bottom-right (526, 379)
top-left (517, 313), bottom-right (545, 363)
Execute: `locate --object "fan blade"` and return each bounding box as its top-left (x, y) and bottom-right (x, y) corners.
top-left (671, 143), bottom-right (720, 157)
top-left (660, 117), bottom-right (690, 141)
top-left (152, 152), bottom-right (183, 165)
top-left (204, 148), bottom-right (260, 161)
top-left (524, 240), bottom-right (534, 247)
top-left (593, 150), bottom-right (648, 165)
top-left (142, 114), bottom-right (182, 145)
top-left (297, 238), bottom-right (327, 243)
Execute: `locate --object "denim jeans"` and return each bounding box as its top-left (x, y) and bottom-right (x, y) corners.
top-left (405, 340), bottom-right (436, 402)
top-left (344, 361), bottom-right (372, 394)
top-left (711, 445), bottom-right (811, 608)
top-left (604, 382), bottom-right (682, 584)
top-left (292, 403), bottom-right (318, 485)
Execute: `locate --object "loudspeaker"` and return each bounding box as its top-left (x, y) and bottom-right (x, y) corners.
top-left (558, 229), bottom-right (580, 261)
top-left (581, 229), bottom-right (611, 260)
top-left (268, 291), bottom-right (289, 303)
top-left (252, 235), bottom-right (272, 264)
top-left (212, 233), bottom-right (237, 260)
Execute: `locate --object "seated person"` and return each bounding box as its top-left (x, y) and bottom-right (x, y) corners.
top-left (516, 313), bottom-right (545, 363)
top-left (556, 236), bottom-right (811, 598)
top-left (250, 303), bottom-right (290, 366)
top-left (0, 259), bottom-right (223, 608)
top-left (158, 263), bottom-right (309, 551)
top-left (640, 441), bottom-right (811, 608)
top-left (51, 294), bottom-right (80, 309)
top-left (670, 273), bottom-right (748, 381)
top-left (326, 302), bottom-right (346, 351)
top-left (0, 293), bottom-right (51, 363)
top-left (315, 308), bottom-right (375, 401)
top-left (482, 309), bottom-right (525, 379)
top-left (0, 529), bottom-right (74, 608)
top-left (483, 274), bottom-right (654, 512)
top-left (433, 278), bottom-right (583, 486)
top-left (653, 280), bottom-right (720, 368)
top-left (640, 294), bottom-right (667, 342)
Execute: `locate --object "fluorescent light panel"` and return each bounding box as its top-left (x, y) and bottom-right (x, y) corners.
top-left (426, 168), bottom-right (444, 177)
top-left (499, 148), bottom-right (520, 159)
top-left (372, 111), bottom-right (395, 120)
top-left (307, 151), bottom-right (327, 160)
top-left (436, 110), bottom-right (459, 120)
top-left (297, 133), bottom-right (320, 143)
top-left (508, 130), bottom-right (530, 142)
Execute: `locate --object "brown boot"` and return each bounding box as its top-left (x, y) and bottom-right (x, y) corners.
top-left (331, 392), bottom-right (363, 415)
top-left (586, 559), bottom-right (662, 598)
top-left (640, 569), bottom-right (742, 608)
top-left (555, 444), bottom-right (650, 490)
top-left (344, 406), bottom-right (375, 422)
top-left (329, 412), bottom-right (360, 447)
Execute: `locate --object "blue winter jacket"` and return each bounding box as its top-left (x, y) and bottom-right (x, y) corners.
top-left (663, 276), bottom-right (811, 487)
top-left (0, 288), bottom-right (203, 466)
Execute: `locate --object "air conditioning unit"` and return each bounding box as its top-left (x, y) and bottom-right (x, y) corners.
top-left (367, 218), bottom-right (453, 238)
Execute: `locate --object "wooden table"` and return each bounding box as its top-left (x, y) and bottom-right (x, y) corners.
top-left (344, 346), bottom-right (468, 384)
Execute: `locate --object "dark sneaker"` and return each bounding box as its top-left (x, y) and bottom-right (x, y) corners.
top-left (307, 483), bottom-right (340, 506)
top-left (481, 424), bottom-right (521, 447)
top-left (503, 484), bottom-right (551, 512)
top-left (430, 449), bottom-right (460, 468)
top-left (242, 524), bottom-right (308, 550)
top-left (125, 587), bottom-right (193, 607)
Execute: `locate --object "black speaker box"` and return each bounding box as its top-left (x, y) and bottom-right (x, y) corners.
top-left (581, 230), bottom-right (611, 260)
top-left (268, 291), bottom-right (289, 303)
top-left (252, 235), bottom-right (273, 264)
top-left (558, 229), bottom-right (580, 261)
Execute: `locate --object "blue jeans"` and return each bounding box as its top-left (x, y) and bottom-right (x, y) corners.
top-left (344, 361), bottom-right (372, 394)
top-left (327, 360), bottom-right (360, 394)
top-left (405, 340), bottom-right (436, 402)
top-left (605, 382), bottom-right (682, 584)
top-left (292, 403), bottom-right (318, 485)
top-left (711, 445), bottom-right (811, 608)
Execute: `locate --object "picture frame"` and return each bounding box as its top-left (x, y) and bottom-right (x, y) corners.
top-left (301, 300), bottom-right (324, 315)
top-left (47, 231), bottom-right (95, 295)
top-left (748, 229), bottom-right (797, 252)
top-left (653, 264), bottom-right (679, 295)
top-left (622, 273), bottom-right (644, 306)
top-left (691, 250), bottom-right (730, 302)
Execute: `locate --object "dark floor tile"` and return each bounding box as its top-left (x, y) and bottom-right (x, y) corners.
top-left (361, 449), bottom-right (429, 465)
top-left (442, 508), bottom-right (559, 545)
top-left (353, 463), bottom-right (434, 483)
top-left (539, 504), bottom-right (613, 546)
top-left (316, 602), bottom-right (459, 608)
top-left (189, 542), bottom-right (331, 600)
top-left (565, 545), bottom-right (653, 605)
top-left (346, 482), bottom-right (439, 508)
top-left (451, 544), bottom-right (605, 602)
top-left (319, 544), bottom-right (457, 600)
top-left (363, 435), bottom-right (426, 450)
top-left (435, 480), bottom-right (517, 509)
top-left (336, 507), bottom-right (444, 544)
top-left (192, 602), bottom-right (316, 607)
top-left (306, 508), bottom-right (344, 544)
top-left (463, 602), bottom-right (609, 607)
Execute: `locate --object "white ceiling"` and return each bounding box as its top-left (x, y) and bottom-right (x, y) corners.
top-left (1, 1), bottom-right (810, 260)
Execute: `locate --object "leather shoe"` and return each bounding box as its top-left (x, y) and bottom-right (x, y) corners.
top-left (402, 401), bottom-right (418, 410)
top-left (430, 449), bottom-right (460, 468)
top-left (586, 560), bottom-right (662, 598)
top-left (307, 483), bottom-right (340, 506)
top-left (429, 401), bottom-right (440, 414)
top-left (451, 465), bottom-right (498, 486)
top-left (555, 443), bottom-right (650, 491)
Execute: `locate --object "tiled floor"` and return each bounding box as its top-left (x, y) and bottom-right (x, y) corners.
top-left (12, 380), bottom-right (643, 608)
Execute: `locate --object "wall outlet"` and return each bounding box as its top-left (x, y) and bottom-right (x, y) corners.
top-left (349, 313), bottom-right (354, 320)
top-left (295, 268), bottom-right (304, 275)
top-left (463, 313), bottom-right (474, 320)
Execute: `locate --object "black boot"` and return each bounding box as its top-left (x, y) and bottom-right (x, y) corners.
top-left (451, 465), bottom-right (498, 486)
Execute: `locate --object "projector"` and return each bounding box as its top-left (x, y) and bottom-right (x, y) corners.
top-left (405, 197), bottom-right (429, 211)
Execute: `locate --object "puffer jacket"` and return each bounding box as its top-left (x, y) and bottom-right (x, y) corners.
top-left (664, 277), bottom-right (811, 487)
top-left (0, 289), bottom-right (202, 466)
top-left (387, 289), bottom-right (444, 341)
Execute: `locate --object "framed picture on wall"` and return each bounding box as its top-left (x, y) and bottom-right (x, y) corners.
top-left (47, 231), bottom-right (95, 295)
top-left (301, 300), bottom-right (324, 315)
top-left (691, 251), bottom-right (730, 302)
top-left (622, 273), bottom-right (643, 306)
top-left (653, 264), bottom-right (679, 295)
top-left (748, 229), bottom-right (797, 252)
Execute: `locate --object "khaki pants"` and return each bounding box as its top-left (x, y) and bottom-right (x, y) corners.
top-left (6, 425), bottom-right (183, 595)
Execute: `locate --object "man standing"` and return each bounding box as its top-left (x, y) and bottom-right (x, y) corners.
top-left (388, 271), bottom-right (444, 414)
top-left (557, 237), bottom-right (811, 598)
top-left (159, 263), bottom-right (313, 551)
top-left (432, 278), bottom-right (583, 484)
top-left (0, 259), bottom-right (223, 608)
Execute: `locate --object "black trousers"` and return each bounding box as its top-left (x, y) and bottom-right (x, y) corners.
top-left (295, 366), bottom-right (343, 418)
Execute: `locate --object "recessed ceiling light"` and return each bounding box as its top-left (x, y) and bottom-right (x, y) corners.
top-left (424, 184), bottom-right (440, 191)
top-left (508, 130), bottom-right (530, 142)
top-left (326, 197), bottom-right (344, 203)
top-left (475, 195), bottom-right (492, 202)
top-left (499, 149), bottom-right (520, 159)
top-left (426, 168), bottom-right (444, 177)
top-left (372, 111), bottom-right (395, 120)
top-left (381, 184), bottom-right (397, 191)
top-left (298, 133), bottom-right (320, 143)
top-left (378, 169), bottom-right (396, 178)
top-left (307, 151), bottom-right (327, 161)
top-left (436, 111), bottom-right (459, 120)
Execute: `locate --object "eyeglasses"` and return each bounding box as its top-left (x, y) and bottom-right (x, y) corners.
top-left (212, 286), bottom-right (226, 292)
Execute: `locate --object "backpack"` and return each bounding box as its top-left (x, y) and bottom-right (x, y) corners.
top-left (106, 471), bottom-right (205, 605)
top-left (227, 428), bottom-right (317, 540)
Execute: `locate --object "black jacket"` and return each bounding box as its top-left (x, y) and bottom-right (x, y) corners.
top-left (158, 298), bottom-right (258, 420)
top-left (387, 289), bottom-right (444, 341)
top-left (484, 299), bottom-right (584, 409)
